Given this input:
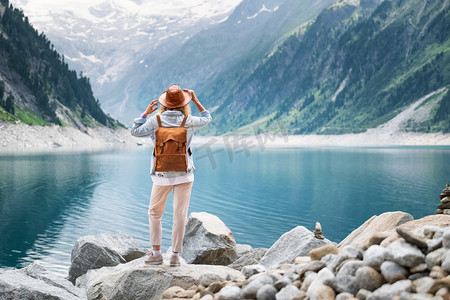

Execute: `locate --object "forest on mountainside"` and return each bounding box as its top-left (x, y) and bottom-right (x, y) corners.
top-left (200, 0), bottom-right (450, 135)
top-left (0, 0), bottom-right (120, 128)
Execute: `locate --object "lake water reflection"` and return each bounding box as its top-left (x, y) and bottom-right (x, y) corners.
top-left (0, 146), bottom-right (449, 275)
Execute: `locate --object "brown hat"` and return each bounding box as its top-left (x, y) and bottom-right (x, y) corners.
top-left (158, 84), bottom-right (191, 108)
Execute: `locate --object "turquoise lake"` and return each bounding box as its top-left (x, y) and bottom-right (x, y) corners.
top-left (0, 146), bottom-right (449, 276)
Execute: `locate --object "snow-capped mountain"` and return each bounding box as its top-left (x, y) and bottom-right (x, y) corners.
top-left (10, 0), bottom-right (334, 124)
top-left (10, 0), bottom-right (242, 120)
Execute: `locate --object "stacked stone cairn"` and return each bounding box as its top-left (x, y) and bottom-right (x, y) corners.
top-left (162, 225), bottom-right (450, 300)
top-left (436, 184), bottom-right (450, 215)
top-left (314, 222), bottom-right (325, 240)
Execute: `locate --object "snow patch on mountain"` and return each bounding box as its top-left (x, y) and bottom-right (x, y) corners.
top-left (247, 4), bottom-right (279, 19)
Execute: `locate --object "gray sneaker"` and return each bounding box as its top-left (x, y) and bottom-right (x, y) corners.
top-left (145, 252), bottom-right (163, 265)
top-left (170, 255), bottom-right (180, 267)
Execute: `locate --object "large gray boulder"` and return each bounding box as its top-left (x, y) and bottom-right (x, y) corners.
top-left (0, 263), bottom-right (85, 300)
top-left (229, 248), bottom-right (268, 270)
top-left (82, 256), bottom-right (245, 300)
top-left (182, 212), bottom-right (238, 265)
top-left (68, 233), bottom-right (146, 283)
top-left (259, 226), bottom-right (332, 269)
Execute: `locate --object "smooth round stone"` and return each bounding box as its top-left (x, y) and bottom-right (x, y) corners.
top-left (178, 290), bottom-right (196, 298)
top-left (206, 282), bottom-right (226, 293)
top-left (410, 263), bottom-right (428, 274)
top-left (355, 266), bottom-right (385, 292)
top-left (325, 274), bottom-right (360, 295)
top-left (310, 244), bottom-right (339, 261)
top-left (273, 278), bottom-right (291, 291)
top-left (294, 256), bottom-right (311, 265)
top-left (441, 197), bottom-right (450, 204)
top-left (300, 272), bottom-right (317, 292)
top-left (256, 284), bottom-right (277, 300)
top-left (199, 294), bottom-right (214, 300)
top-left (386, 240), bottom-right (425, 268)
top-left (282, 272), bottom-right (298, 282)
top-left (380, 261), bottom-right (409, 283)
top-left (443, 230), bottom-right (450, 249)
top-left (397, 291), bottom-right (435, 300)
top-left (249, 274), bottom-right (276, 284)
top-left (412, 276), bottom-right (434, 293)
top-left (216, 286), bottom-right (241, 300)
top-left (355, 288), bottom-right (371, 300)
top-left (321, 254), bottom-right (336, 266)
top-left (335, 292), bottom-right (354, 300)
top-left (426, 237), bottom-right (443, 253)
top-left (408, 273), bottom-right (429, 281)
top-left (306, 267), bottom-right (335, 297)
top-left (436, 287), bottom-right (449, 296)
top-left (441, 250), bottom-right (450, 272)
top-left (309, 284), bottom-right (335, 300)
top-left (199, 273), bottom-right (224, 287)
top-left (364, 245), bottom-right (388, 271)
top-left (298, 261), bottom-right (326, 277)
top-left (242, 280), bottom-right (268, 299)
top-left (162, 286), bottom-right (185, 298)
top-left (367, 279), bottom-right (412, 300)
top-left (438, 202), bottom-right (450, 209)
top-left (340, 245), bottom-right (364, 260)
top-left (425, 247), bottom-right (446, 269)
top-left (336, 260), bottom-right (364, 277)
top-left (275, 284), bottom-right (302, 300)
top-left (327, 246), bottom-right (362, 273)
top-left (278, 264), bottom-right (295, 272)
top-left (429, 266), bottom-right (447, 279)
top-left (242, 264), bottom-right (267, 278)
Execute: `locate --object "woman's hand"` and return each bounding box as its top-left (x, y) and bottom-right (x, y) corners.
top-left (184, 89), bottom-right (205, 112)
top-left (143, 99), bottom-right (159, 117)
top-left (185, 89), bottom-right (199, 103)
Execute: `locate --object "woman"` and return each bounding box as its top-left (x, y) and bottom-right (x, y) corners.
top-left (130, 84), bottom-right (212, 267)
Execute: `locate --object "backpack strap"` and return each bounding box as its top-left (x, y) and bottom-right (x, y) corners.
top-left (156, 115), bottom-right (162, 127)
top-left (180, 115), bottom-right (188, 127)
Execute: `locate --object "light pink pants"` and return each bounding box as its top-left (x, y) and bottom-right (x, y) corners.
top-left (148, 181), bottom-right (193, 253)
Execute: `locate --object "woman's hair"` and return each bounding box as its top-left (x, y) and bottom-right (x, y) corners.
top-left (159, 104), bottom-right (191, 117)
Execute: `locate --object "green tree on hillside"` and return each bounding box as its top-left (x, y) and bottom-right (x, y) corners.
top-left (5, 93), bottom-right (14, 114)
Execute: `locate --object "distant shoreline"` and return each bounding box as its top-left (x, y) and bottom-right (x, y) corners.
top-left (1, 122), bottom-right (449, 154)
top-left (192, 131), bottom-right (450, 148)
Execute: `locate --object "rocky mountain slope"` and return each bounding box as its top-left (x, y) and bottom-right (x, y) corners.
top-left (202, 0), bottom-right (450, 135)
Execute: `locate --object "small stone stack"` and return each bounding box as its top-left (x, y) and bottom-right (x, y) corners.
top-left (436, 184), bottom-right (450, 215)
top-left (314, 222), bottom-right (325, 240)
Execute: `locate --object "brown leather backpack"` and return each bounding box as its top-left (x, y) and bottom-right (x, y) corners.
top-left (154, 114), bottom-right (188, 172)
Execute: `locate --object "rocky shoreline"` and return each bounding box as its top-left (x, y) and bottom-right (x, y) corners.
top-left (2, 211), bottom-right (450, 300)
top-left (0, 121), bottom-right (148, 153)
